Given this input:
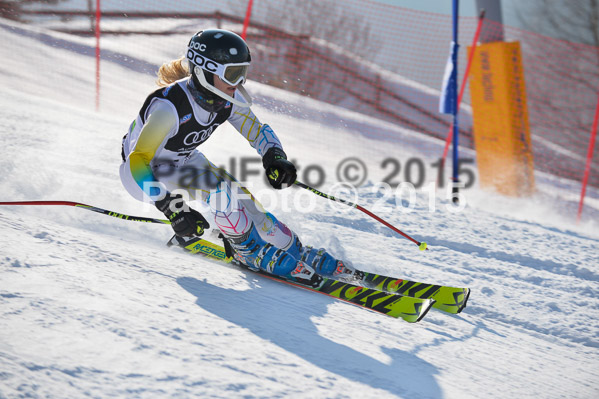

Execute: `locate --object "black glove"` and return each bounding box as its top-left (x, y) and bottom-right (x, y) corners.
top-left (262, 147), bottom-right (297, 189)
top-left (155, 193), bottom-right (210, 237)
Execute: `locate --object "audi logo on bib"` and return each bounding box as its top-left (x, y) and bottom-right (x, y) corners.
top-left (184, 125), bottom-right (218, 146)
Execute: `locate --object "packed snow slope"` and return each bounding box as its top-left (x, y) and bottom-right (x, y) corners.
top-left (1, 19), bottom-right (598, 399)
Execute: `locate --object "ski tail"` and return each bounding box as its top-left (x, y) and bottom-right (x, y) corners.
top-left (168, 234), bottom-right (231, 262)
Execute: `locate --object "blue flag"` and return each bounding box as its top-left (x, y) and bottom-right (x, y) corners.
top-left (439, 41), bottom-right (458, 115)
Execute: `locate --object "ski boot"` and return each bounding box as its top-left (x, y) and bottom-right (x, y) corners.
top-left (300, 246), bottom-right (359, 283)
top-left (224, 224), bottom-right (321, 287)
top-left (226, 223), bottom-right (295, 274)
top-left (282, 231), bottom-right (303, 259)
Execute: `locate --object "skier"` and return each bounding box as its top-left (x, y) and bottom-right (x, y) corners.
top-left (119, 29), bottom-right (355, 284)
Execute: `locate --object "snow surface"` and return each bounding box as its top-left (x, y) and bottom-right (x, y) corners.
top-left (1, 19), bottom-right (598, 399)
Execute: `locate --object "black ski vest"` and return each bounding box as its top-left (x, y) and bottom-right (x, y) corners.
top-left (133, 81), bottom-right (233, 159)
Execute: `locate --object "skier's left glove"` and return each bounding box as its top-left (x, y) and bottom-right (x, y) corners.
top-left (262, 147), bottom-right (297, 189)
top-left (155, 193), bottom-right (210, 237)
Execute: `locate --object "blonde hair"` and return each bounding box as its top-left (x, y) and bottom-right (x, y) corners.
top-left (156, 56), bottom-right (190, 87)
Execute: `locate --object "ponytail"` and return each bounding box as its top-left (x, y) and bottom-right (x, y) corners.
top-left (156, 56), bottom-right (190, 87)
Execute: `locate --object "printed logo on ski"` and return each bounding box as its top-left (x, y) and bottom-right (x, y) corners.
top-left (192, 242), bottom-right (226, 259)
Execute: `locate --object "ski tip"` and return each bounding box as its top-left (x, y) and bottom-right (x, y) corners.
top-left (401, 298), bottom-right (436, 323)
top-left (415, 298), bottom-right (435, 322)
top-left (455, 288), bottom-right (471, 314)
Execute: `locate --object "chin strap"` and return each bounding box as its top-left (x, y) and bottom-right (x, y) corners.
top-left (194, 66), bottom-right (252, 108)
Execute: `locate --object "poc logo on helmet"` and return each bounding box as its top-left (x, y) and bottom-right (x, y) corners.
top-left (190, 42), bottom-right (207, 52)
top-left (186, 50), bottom-right (219, 73)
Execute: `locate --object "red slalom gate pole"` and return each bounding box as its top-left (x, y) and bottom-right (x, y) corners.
top-left (0, 200), bottom-right (169, 224)
top-left (438, 9), bottom-right (485, 187)
top-left (241, 0), bottom-right (254, 40)
top-left (94, 0), bottom-right (101, 111)
top-left (577, 94), bottom-right (599, 223)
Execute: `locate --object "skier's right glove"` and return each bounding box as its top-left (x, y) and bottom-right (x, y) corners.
top-left (155, 193), bottom-right (210, 237)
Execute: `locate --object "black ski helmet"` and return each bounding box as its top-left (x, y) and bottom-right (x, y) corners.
top-left (186, 29), bottom-right (251, 89)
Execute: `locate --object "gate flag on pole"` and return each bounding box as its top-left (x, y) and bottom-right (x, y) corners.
top-left (439, 41), bottom-right (459, 115)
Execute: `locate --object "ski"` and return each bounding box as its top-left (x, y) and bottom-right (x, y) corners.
top-left (356, 272), bottom-right (470, 314)
top-left (168, 236), bottom-right (434, 323)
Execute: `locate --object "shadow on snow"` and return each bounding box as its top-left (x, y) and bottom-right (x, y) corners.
top-left (178, 276), bottom-right (443, 398)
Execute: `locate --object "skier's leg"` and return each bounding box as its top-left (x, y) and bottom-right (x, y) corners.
top-left (232, 188), bottom-right (354, 281)
top-left (163, 151), bottom-right (296, 249)
top-left (157, 151), bottom-right (345, 282)
top-left (233, 186), bottom-right (302, 259)
top-left (207, 180), bottom-right (319, 281)
top-left (165, 152), bottom-right (308, 279)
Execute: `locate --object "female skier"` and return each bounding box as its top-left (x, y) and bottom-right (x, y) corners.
top-left (119, 29), bottom-right (355, 284)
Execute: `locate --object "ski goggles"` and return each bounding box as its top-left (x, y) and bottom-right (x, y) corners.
top-left (187, 48), bottom-right (250, 86)
top-left (219, 62), bottom-right (250, 86)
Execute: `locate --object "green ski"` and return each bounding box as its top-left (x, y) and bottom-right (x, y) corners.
top-left (357, 272), bottom-right (470, 314)
top-left (168, 236), bottom-right (434, 323)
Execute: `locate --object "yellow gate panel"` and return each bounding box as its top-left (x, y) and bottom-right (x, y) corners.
top-left (469, 41), bottom-right (535, 196)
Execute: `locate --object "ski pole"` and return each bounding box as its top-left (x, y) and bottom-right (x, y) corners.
top-left (0, 200), bottom-right (170, 224)
top-left (293, 181), bottom-right (428, 250)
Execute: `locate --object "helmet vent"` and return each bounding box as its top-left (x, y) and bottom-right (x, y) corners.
top-left (214, 32), bottom-right (224, 39)
top-left (229, 48), bottom-right (238, 55)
